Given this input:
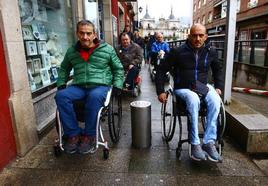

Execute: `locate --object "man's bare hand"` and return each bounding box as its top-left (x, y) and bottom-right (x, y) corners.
top-left (158, 93), bottom-right (167, 103)
top-left (128, 64), bottom-right (134, 70)
top-left (215, 88), bottom-right (222, 95)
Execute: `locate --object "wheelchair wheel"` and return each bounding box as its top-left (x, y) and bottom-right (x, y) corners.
top-left (132, 86), bottom-right (140, 97)
top-left (149, 64), bottom-right (155, 82)
top-left (176, 144), bottom-right (182, 158)
top-left (103, 148), bottom-right (109, 160)
top-left (216, 103), bottom-right (226, 153)
top-left (54, 145), bottom-right (62, 157)
top-left (108, 93), bottom-right (122, 143)
top-left (161, 91), bottom-right (176, 142)
top-left (217, 103), bottom-right (226, 139)
top-left (55, 110), bottom-right (61, 134)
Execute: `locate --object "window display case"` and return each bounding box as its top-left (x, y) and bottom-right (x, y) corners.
top-left (19, 0), bottom-right (74, 92)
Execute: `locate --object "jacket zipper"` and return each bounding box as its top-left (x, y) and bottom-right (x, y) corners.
top-left (193, 47), bottom-right (208, 81)
top-left (195, 51), bottom-right (198, 81)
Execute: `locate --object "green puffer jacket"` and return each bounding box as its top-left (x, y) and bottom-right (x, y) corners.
top-left (57, 42), bottom-right (124, 89)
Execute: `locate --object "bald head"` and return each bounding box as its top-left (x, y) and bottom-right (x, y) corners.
top-left (190, 23), bottom-right (207, 35)
top-left (188, 23), bottom-right (208, 49)
top-left (156, 32), bottom-right (164, 42)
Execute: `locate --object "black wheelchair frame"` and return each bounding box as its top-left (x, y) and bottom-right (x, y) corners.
top-left (161, 85), bottom-right (226, 159)
top-left (54, 87), bottom-right (122, 159)
top-left (148, 58), bottom-right (170, 82)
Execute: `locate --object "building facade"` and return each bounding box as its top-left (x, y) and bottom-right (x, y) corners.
top-left (0, 0), bottom-right (137, 170)
top-left (140, 6), bottom-right (189, 40)
top-left (192, 0), bottom-right (268, 40)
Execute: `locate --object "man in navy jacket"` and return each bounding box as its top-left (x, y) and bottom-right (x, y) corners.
top-left (156, 24), bottom-right (224, 162)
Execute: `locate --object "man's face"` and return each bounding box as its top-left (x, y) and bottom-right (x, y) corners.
top-left (121, 35), bottom-right (130, 48)
top-left (188, 26), bottom-right (208, 49)
top-left (156, 33), bottom-right (164, 42)
top-left (77, 24), bottom-right (96, 48)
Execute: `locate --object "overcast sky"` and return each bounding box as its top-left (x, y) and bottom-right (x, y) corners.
top-left (138, 0), bottom-right (193, 22)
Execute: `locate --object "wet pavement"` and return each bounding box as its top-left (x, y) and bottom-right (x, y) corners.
top-left (1, 65), bottom-right (268, 185)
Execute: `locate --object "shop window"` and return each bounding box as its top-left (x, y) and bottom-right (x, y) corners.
top-left (19, 0), bottom-right (74, 93)
top-left (221, 1), bottom-right (227, 19)
top-left (248, 0), bottom-right (258, 8)
top-left (237, 0), bottom-right (241, 12)
top-left (208, 12), bottom-right (212, 23)
top-left (84, 0), bottom-right (99, 37)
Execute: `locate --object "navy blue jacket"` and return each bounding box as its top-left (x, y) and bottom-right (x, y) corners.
top-left (155, 40), bottom-right (224, 95)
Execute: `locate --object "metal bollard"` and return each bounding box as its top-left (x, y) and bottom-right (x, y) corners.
top-left (130, 101), bottom-right (151, 148)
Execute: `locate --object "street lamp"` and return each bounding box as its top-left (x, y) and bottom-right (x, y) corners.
top-left (139, 6), bottom-right (143, 13)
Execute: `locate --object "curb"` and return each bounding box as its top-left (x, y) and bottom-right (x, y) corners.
top-left (232, 87), bottom-right (268, 97)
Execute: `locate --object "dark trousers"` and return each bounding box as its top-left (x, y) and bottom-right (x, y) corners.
top-left (124, 66), bottom-right (139, 90)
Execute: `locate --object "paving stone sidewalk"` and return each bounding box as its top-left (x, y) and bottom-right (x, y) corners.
top-left (1, 65), bottom-right (268, 186)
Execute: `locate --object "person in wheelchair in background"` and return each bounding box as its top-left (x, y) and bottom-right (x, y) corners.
top-left (55, 20), bottom-right (124, 154)
top-left (155, 23), bottom-right (224, 162)
top-left (150, 32), bottom-right (170, 81)
top-left (116, 33), bottom-right (143, 91)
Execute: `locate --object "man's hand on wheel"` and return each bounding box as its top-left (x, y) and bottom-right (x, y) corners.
top-left (128, 64), bottom-right (134, 70)
top-left (158, 93), bottom-right (167, 103)
top-left (215, 88), bottom-right (222, 95)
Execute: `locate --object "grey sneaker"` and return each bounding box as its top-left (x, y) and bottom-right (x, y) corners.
top-left (202, 142), bottom-right (222, 162)
top-left (191, 144), bottom-right (206, 161)
top-left (78, 136), bottom-right (96, 154)
top-left (64, 136), bottom-right (79, 154)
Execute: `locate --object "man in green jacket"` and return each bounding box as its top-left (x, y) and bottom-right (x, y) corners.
top-left (55, 20), bottom-right (124, 154)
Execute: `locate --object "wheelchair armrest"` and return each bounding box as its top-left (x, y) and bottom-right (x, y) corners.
top-left (104, 86), bottom-right (113, 107)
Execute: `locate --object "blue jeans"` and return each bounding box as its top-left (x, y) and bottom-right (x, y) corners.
top-left (174, 84), bottom-right (221, 145)
top-left (55, 85), bottom-right (109, 137)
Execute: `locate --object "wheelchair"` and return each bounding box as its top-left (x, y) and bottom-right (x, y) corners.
top-left (53, 86), bottom-right (122, 160)
top-left (123, 65), bottom-right (142, 97)
top-left (161, 85), bottom-right (226, 159)
top-left (132, 74), bottom-right (142, 97)
top-left (148, 57), bottom-right (170, 82)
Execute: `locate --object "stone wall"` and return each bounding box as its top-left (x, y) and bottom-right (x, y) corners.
top-left (0, 0), bottom-right (38, 156)
top-left (233, 62), bottom-right (268, 90)
top-left (33, 89), bottom-right (57, 132)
